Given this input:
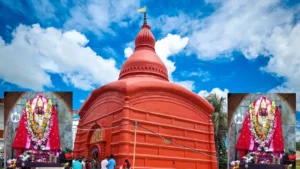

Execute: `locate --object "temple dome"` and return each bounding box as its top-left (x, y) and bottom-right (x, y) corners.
top-left (119, 23), bottom-right (168, 81)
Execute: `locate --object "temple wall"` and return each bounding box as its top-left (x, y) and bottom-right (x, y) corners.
top-left (74, 91), bottom-right (217, 169)
top-left (74, 92), bottom-right (125, 159)
top-left (114, 92), bottom-right (216, 169)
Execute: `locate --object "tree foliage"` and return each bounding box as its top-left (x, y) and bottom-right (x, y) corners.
top-left (296, 142), bottom-right (300, 151)
top-left (205, 93), bottom-right (228, 169)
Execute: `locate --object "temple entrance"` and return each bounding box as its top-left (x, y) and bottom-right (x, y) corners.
top-left (86, 125), bottom-right (106, 161)
top-left (91, 146), bottom-right (99, 159)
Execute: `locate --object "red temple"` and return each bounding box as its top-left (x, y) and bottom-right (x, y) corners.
top-left (73, 16), bottom-right (218, 169)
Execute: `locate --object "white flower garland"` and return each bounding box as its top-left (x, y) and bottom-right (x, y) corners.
top-left (248, 96), bottom-right (277, 152)
top-left (24, 95), bottom-right (54, 150)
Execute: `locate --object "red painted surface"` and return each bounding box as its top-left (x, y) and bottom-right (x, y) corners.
top-left (74, 21), bottom-right (218, 169)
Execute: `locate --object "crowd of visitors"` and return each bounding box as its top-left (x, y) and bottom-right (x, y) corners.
top-left (71, 154), bottom-right (130, 169)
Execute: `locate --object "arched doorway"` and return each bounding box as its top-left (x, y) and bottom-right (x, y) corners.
top-left (86, 124), bottom-right (106, 162)
top-left (228, 93), bottom-right (296, 163)
top-left (90, 145), bottom-right (100, 159)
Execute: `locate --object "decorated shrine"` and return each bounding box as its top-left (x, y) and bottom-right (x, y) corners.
top-left (5, 93), bottom-right (70, 168)
top-left (236, 96), bottom-right (284, 156)
top-left (73, 12), bottom-right (218, 169)
top-left (229, 94), bottom-right (296, 169)
top-left (12, 94), bottom-right (61, 157)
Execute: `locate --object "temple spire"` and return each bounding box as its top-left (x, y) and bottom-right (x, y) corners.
top-left (144, 12), bottom-right (147, 25)
top-left (138, 6), bottom-right (147, 25)
top-left (119, 6), bottom-right (169, 81)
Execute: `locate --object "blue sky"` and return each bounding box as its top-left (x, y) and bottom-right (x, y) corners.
top-left (0, 0), bottom-right (300, 126)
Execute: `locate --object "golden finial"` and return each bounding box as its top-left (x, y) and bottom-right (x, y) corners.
top-left (138, 6), bottom-right (147, 25)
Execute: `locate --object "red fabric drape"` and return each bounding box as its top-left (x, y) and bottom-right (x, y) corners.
top-left (236, 106), bottom-right (284, 159)
top-left (235, 112), bottom-right (252, 158)
top-left (49, 107), bottom-right (61, 151)
top-left (12, 106), bottom-right (61, 157)
top-left (12, 113), bottom-right (28, 150)
top-left (272, 107), bottom-right (284, 152)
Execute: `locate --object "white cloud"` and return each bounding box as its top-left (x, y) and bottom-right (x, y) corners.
top-left (296, 131), bottom-right (300, 142)
top-left (175, 81), bottom-right (195, 91)
top-left (2, 0), bottom-right (56, 20)
top-left (64, 0), bottom-right (141, 35)
top-left (155, 34), bottom-right (189, 79)
top-left (79, 99), bottom-right (85, 103)
top-left (188, 0), bottom-right (294, 60)
top-left (188, 1), bottom-right (300, 110)
top-left (0, 24), bottom-right (119, 90)
top-left (150, 12), bottom-right (200, 36)
top-left (269, 86), bottom-right (300, 112)
top-left (261, 24), bottom-right (300, 111)
top-left (198, 88), bottom-right (229, 111)
top-left (124, 47), bottom-right (133, 58)
top-left (181, 71), bottom-right (210, 82)
top-left (103, 47), bottom-right (117, 56)
top-left (156, 0), bottom-right (300, 110)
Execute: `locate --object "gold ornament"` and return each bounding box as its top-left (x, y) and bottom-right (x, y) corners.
top-left (90, 129), bottom-right (103, 143)
top-left (250, 97), bottom-right (276, 143)
top-left (26, 96), bottom-right (52, 143)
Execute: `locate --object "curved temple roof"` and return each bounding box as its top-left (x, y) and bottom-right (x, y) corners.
top-left (119, 19), bottom-right (168, 81)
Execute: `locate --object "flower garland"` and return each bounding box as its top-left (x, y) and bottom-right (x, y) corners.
top-left (7, 159), bottom-right (17, 168)
top-left (230, 160), bottom-right (240, 169)
top-left (248, 97), bottom-right (277, 152)
top-left (24, 95), bottom-right (54, 150)
top-left (19, 151), bottom-right (30, 161)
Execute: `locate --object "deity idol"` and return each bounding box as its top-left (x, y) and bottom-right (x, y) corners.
top-left (236, 96), bottom-right (284, 158)
top-left (12, 94), bottom-right (61, 157)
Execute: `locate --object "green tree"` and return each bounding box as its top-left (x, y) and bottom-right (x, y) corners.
top-left (296, 142), bottom-right (300, 151)
top-left (217, 139), bottom-right (228, 169)
top-left (205, 93), bottom-right (228, 169)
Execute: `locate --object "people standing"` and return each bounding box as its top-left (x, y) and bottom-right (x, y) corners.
top-left (92, 158), bottom-right (99, 169)
top-left (88, 159), bottom-right (93, 169)
top-left (85, 159), bottom-right (90, 169)
top-left (108, 154), bottom-right (116, 169)
top-left (58, 150), bottom-right (66, 164)
top-left (72, 158), bottom-right (83, 169)
top-left (101, 156), bottom-right (109, 169)
top-left (82, 157), bottom-right (86, 169)
top-left (122, 159), bottom-right (131, 169)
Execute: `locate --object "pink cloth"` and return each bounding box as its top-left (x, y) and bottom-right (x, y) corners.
top-left (12, 101), bottom-right (60, 157)
top-left (236, 98), bottom-right (284, 159)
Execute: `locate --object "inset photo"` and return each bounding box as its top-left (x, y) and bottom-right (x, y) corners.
top-left (4, 92), bottom-right (73, 168)
top-left (228, 93), bottom-right (296, 169)
top-left (0, 98), bottom-right (4, 169)
top-left (296, 112), bottom-right (300, 168)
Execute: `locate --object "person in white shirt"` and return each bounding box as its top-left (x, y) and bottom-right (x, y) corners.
top-left (101, 156), bottom-right (109, 169)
